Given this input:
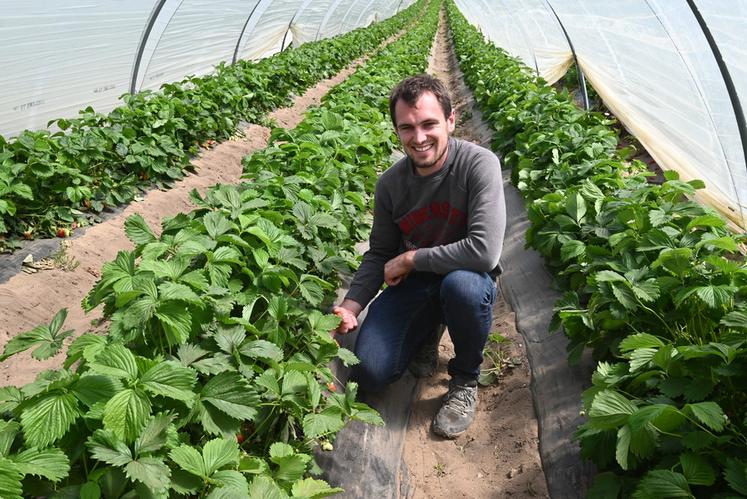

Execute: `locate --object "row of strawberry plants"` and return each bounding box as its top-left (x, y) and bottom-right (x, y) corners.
top-left (0, 2), bottom-right (439, 497)
top-left (446, 3), bottom-right (747, 498)
top-left (0, 3), bottom-right (421, 251)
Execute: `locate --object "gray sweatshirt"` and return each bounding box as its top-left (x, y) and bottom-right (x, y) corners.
top-left (345, 137), bottom-right (506, 309)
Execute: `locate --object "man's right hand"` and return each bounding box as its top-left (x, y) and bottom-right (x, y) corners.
top-left (332, 299), bottom-right (363, 335)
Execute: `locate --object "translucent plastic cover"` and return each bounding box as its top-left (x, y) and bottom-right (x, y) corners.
top-left (0, 0), bottom-right (412, 138)
top-left (455, 1), bottom-right (747, 229)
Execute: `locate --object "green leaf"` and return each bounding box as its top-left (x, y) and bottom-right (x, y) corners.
top-left (203, 438), bottom-right (239, 475)
top-left (0, 421), bottom-right (19, 457)
top-left (619, 333), bottom-right (665, 352)
top-left (336, 348), bottom-right (359, 367)
top-left (248, 475), bottom-right (289, 499)
top-left (170, 445), bottom-right (205, 478)
top-left (141, 361), bottom-right (196, 402)
top-left (587, 472), bottom-right (621, 499)
top-left (0, 308), bottom-right (74, 361)
top-left (302, 406), bottom-right (345, 439)
top-left (73, 374), bottom-right (120, 408)
top-left (721, 310), bottom-right (747, 329)
top-left (157, 282), bottom-right (201, 304)
top-left (560, 239), bottom-right (585, 262)
top-left (134, 413), bottom-right (173, 455)
top-left (155, 301), bottom-right (193, 345)
top-left (80, 481), bottom-right (102, 499)
top-left (686, 214), bottom-right (725, 231)
top-left (632, 470), bottom-right (691, 498)
top-left (594, 270), bottom-right (626, 283)
top-left (87, 429), bottom-right (132, 466)
top-left (679, 452), bottom-right (715, 486)
top-left (0, 458), bottom-right (23, 499)
top-left (684, 401), bottom-right (725, 432)
top-left (240, 340), bottom-right (284, 362)
top-left (652, 248), bottom-right (692, 277)
top-left (629, 348), bottom-right (657, 372)
top-left (201, 372), bottom-right (259, 421)
top-left (724, 458), bottom-right (747, 495)
top-left (694, 285), bottom-right (735, 309)
top-left (299, 280), bottom-right (324, 306)
top-left (89, 343), bottom-right (139, 380)
top-left (566, 192), bottom-right (586, 222)
top-left (20, 391), bottom-right (80, 448)
top-left (616, 425), bottom-right (631, 470)
top-left (307, 311), bottom-right (340, 333)
top-left (103, 388), bottom-right (151, 442)
top-left (611, 284), bottom-right (638, 311)
top-left (209, 470), bottom-right (249, 498)
top-left (124, 214), bottom-right (157, 246)
top-left (273, 454), bottom-right (307, 483)
top-left (10, 447), bottom-right (70, 482)
top-left (204, 212), bottom-right (234, 239)
top-left (126, 456), bottom-right (171, 491)
top-left (589, 390), bottom-right (636, 428)
top-left (291, 477), bottom-right (344, 498)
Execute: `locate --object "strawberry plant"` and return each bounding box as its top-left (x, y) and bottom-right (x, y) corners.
top-left (446, 2), bottom-right (747, 496)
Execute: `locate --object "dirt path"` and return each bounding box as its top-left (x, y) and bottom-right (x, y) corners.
top-left (0, 51), bottom-right (372, 387)
top-left (400, 14), bottom-right (550, 499)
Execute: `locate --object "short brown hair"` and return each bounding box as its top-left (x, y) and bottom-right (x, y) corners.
top-left (389, 74), bottom-right (452, 127)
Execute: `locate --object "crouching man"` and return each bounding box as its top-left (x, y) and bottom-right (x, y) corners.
top-left (332, 74), bottom-right (506, 438)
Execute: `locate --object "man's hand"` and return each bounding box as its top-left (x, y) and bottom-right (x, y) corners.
top-left (332, 299), bottom-right (363, 335)
top-left (384, 250), bottom-right (416, 286)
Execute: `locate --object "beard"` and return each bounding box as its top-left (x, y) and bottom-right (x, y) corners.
top-left (409, 142), bottom-right (449, 170)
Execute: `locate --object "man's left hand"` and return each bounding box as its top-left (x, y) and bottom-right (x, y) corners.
top-left (384, 250), bottom-right (416, 286)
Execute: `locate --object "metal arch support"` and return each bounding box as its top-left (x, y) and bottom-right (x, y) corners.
top-left (353, 0), bottom-right (380, 29)
top-left (686, 0), bottom-right (747, 179)
top-left (130, 0), bottom-right (170, 95)
top-left (232, 0), bottom-right (264, 64)
top-left (281, 0), bottom-right (315, 51)
top-left (315, 0), bottom-right (346, 41)
top-left (338, 0), bottom-right (365, 34)
top-left (543, 0), bottom-right (589, 110)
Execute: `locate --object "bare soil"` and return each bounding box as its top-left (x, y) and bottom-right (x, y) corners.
top-left (400, 15), bottom-right (549, 499)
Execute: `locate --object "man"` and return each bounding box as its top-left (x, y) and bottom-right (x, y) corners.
top-left (333, 74), bottom-right (506, 438)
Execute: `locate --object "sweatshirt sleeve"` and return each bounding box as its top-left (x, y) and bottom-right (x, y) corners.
top-left (344, 174), bottom-right (401, 308)
top-left (413, 150), bottom-right (505, 275)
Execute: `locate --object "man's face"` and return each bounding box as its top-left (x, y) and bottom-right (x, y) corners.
top-left (394, 91), bottom-right (455, 174)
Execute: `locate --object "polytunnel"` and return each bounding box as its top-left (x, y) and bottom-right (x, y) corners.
top-left (0, 0), bottom-right (412, 136)
top-left (1, 1), bottom-right (746, 498)
top-left (456, 0), bottom-right (747, 231)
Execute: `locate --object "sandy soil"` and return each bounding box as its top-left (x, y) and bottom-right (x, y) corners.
top-left (400, 15), bottom-right (550, 499)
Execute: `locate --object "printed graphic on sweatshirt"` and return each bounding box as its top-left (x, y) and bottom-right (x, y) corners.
top-left (398, 201), bottom-right (467, 249)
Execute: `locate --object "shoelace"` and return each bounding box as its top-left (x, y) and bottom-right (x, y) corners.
top-left (444, 386), bottom-right (476, 414)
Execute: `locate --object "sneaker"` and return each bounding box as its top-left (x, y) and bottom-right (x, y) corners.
top-left (408, 324), bottom-right (446, 378)
top-left (432, 379), bottom-right (478, 438)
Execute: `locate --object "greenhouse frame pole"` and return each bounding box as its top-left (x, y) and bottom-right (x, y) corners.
top-left (543, 0), bottom-right (589, 110)
top-left (233, 1), bottom-right (264, 64)
top-left (130, 0), bottom-right (170, 94)
top-left (686, 0), bottom-right (747, 174)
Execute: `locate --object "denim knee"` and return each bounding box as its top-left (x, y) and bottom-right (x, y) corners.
top-left (350, 362), bottom-right (393, 394)
top-left (440, 270), bottom-right (495, 308)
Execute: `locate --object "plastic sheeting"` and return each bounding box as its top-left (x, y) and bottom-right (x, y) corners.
top-left (454, 0), bottom-right (747, 230)
top-left (0, 0), bottom-right (416, 138)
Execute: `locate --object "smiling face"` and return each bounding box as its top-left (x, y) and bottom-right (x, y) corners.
top-left (394, 91), bottom-right (456, 176)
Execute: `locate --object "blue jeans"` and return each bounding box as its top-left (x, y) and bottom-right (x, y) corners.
top-left (352, 270), bottom-right (497, 393)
